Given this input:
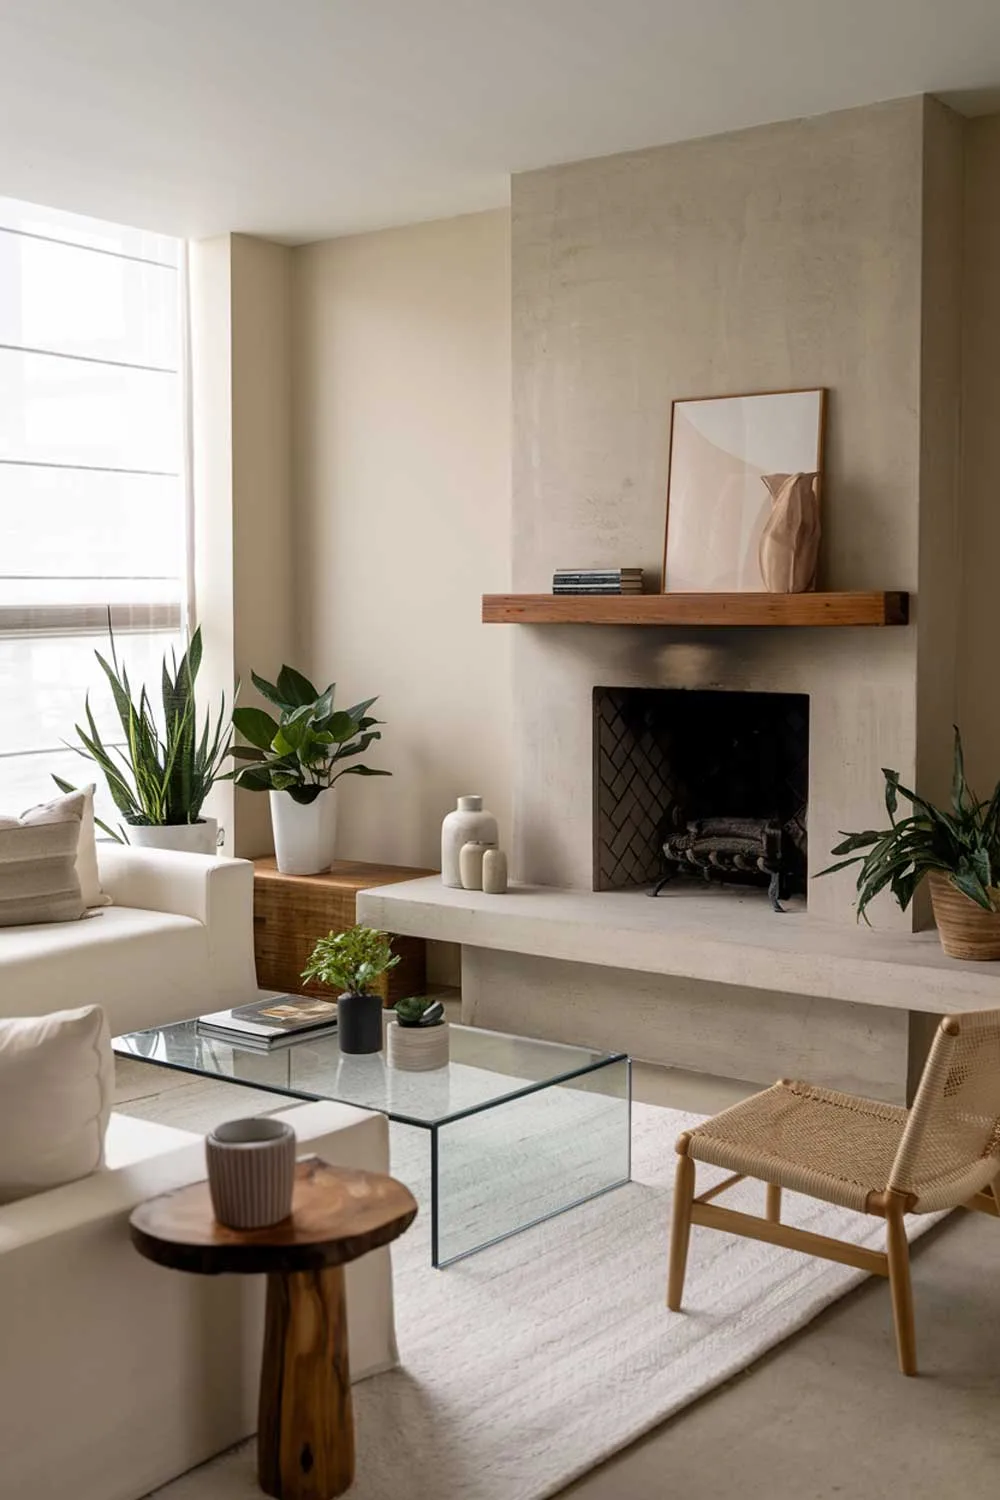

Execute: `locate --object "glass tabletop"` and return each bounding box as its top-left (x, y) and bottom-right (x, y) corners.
top-left (113, 1019), bottom-right (627, 1129)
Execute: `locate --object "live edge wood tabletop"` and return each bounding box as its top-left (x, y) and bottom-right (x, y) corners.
top-left (252, 858), bottom-right (437, 1006)
top-left (130, 1158), bottom-right (418, 1500)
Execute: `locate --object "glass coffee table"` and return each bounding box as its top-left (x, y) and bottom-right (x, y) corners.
top-left (114, 1019), bottom-right (631, 1267)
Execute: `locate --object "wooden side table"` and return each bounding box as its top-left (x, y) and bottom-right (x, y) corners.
top-left (130, 1157), bottom-right (417, 1500)
top-left (253, 858), bottom-right (437, 1006)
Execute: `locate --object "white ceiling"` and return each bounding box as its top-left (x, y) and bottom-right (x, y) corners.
top-left (2, 0), bottom-right (999, 244)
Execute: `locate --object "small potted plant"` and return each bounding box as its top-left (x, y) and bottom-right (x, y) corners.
top-left (302, 924), bottom-right (399, 1054)
top-left (226, 665), bottom-right (389, 875)
top-left (819, 728), bottom-right (1000, 960)
top-left (65, 623), bottom-right (231, 853)
top-left (387, 997), bottom-right (449, 1071)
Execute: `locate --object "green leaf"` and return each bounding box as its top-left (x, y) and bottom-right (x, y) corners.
top-left (276, 665), bottom-right (319, 708)
top-left (232, 706), bottom-right (280, 750)
top-left (250, 670), bottom-right (287, 710)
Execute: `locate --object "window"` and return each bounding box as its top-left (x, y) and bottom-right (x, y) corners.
top-left (0, 197), bottom-right (188, 817)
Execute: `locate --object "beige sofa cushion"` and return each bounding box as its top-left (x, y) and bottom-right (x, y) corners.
top-left (74, 785), bottom-right (112, 909)
top-left (0, 1005), bottom-right (114, 1203)
top-left (0, 791), bottom-right (86, 927)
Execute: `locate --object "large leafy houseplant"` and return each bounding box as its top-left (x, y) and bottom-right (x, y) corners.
top-left (66, 625), bottom-right (231, 837)
top-left (819, 728), bottom-right (1000, 923)
top-left (226, 666), bottom-right (388, 803)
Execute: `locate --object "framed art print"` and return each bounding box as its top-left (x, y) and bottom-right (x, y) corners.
top-left (662, 388), bottom-right (826, 592)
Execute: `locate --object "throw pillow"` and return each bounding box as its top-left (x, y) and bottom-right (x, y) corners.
top-left (0, 790), bottom-right (87, 927)
top-left (0, 1006), bottom-right (114, 1203)
top-left (74, 783), bottom-right (112, 909)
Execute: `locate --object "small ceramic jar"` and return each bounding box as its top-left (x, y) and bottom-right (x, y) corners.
top-left (459, 840), bottom-right (495, 890)
top-left (482, 848), bottom-right (508, 894)
top-left (441, 795), bottom-right (499, 888)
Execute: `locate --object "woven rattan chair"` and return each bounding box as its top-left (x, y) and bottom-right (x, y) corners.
top-left (667, 1010), bottom-right (1000, 1374)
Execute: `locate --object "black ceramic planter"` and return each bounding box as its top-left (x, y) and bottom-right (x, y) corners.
top-left (338, 990), bottom-right (383, 1054)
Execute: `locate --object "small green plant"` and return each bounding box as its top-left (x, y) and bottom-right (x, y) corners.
top-left (302, 924), bottom-right (399, 996)
top-left (394, 997), bottom-right (445, 1028)
top-left (818, 727), bottom-right (1000, 921)
top-left (64, 623), bottom-right (231, 836)
top-left (226, 665), bottom-right (389, 804)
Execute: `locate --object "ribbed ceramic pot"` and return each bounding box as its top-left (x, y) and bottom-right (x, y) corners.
top-left (128, 818), bottom-right (219, 856)
top-left (927, 870), bottom-right (1000, 961)
top-left (441, 795), bottom-right (498, 888)
top-left (387, 1017), bottom-right (450, 1071)
top-left (269, 789), bottom-right (337, 875)
top-left (205, 1118), bottom-right (296, 1229)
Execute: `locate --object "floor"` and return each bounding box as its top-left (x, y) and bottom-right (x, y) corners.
top-left (116, 1026), bottom-right (1000, 1500)
top-left (565, 1058), bottom-right (1000, 1500)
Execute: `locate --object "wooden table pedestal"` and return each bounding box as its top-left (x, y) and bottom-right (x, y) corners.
top-left (130, 1158), bottom-right (417, 1500)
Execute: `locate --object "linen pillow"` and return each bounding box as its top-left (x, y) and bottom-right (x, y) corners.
top-left (0, 1006), bottom-right (114, 1204)
top-left (0, 790), bottom-right (87, 928)
top-left (73, 783), bottom-right (112, 909)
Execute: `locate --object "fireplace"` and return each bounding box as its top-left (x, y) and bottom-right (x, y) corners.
top-left (593, 687), bottom-right (810, 900)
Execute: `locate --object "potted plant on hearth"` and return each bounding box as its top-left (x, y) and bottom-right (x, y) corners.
top-left (818, 728), bottom-right (1000, 960)
top-left (64, 623), bottom-right (231, 853)
top-left (302, 924), bottom-right (400, 1053)
top-left (387, 997), bottom-right (449, 1071)
top-left (225, 665), bottom-right (389, 875)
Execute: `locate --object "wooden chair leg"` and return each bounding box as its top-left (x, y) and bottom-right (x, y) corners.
top-left (667, 1141), bottom-right (696, 1312)
top-left (885, 1194), bottom-right (917, 1376)
top-left (765, 1184), bottom-right (782, 1223)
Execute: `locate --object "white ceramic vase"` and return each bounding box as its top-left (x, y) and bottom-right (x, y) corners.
top-left (128, 818), bottom-right (219, 856)
top-left (441, 795), bottom-right (498, 888)
top-left (269, 789), bottom-right (337, 875)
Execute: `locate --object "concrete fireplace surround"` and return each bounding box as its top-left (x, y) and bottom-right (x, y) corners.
top-left (360, 96), bottom-right (1000, 1105)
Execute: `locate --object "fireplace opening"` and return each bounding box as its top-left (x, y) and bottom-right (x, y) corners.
top-left (593, 688), bottom-right (809, 903)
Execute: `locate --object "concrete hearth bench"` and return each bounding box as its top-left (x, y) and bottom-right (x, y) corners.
top-left (357, 878), bottom-right (1000, 1106)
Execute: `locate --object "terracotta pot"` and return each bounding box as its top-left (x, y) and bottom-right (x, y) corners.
top-left (927, 870), bottom-right (1000, 960)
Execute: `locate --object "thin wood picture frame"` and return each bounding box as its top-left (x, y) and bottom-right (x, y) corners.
top-left (661, 387), bottom-right (827, 593)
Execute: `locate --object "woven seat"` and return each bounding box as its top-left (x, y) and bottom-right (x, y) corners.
top-left (687, 1082), bottom-right (908, 1214)
top-left (666, 1010), bottom-right (1000, 1375)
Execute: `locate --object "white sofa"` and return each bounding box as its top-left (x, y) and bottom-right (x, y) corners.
top-left (0, 1099), bottom-right (403, 1500)
top-left (0, 845), bottom-right (259, 1033)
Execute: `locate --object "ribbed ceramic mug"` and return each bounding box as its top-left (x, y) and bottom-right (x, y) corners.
top-left (205, 1118), bottom-right (296, 1229)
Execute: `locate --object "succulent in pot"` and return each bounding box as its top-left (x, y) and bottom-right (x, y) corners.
top-left (62, 623), bottom-right (230, 854)
top-left (818, 728), bottom-right (1000, 960)
top-left (388, 996), bottom-right (449, 1071)
top-left (302, 924), bottom-right (399, 1054)
top-left (225, 665), bottom-right (389, 875)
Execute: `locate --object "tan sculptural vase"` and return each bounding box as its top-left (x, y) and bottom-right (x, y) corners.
top-left (758, 471), bottom-right (821, 593)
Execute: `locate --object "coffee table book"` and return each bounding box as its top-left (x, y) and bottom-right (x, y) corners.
top-left (197, 992), bottom-right (339, 1049)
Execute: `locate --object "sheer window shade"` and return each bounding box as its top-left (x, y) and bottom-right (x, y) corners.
top-left (0, 198), bottom-right (187, 815)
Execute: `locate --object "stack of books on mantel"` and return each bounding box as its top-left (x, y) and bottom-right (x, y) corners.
top-left (552, 568), bottom-right (644, 595)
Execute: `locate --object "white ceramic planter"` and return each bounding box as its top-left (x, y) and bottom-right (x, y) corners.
top-left (387, 1018), bottom-right (450, 1071)
top-left (441, 795), bottom-right (499, 888)
top-left (269, 789), bottom-right (337, 875)
top-left (127, 818), bottom-right (219, 856)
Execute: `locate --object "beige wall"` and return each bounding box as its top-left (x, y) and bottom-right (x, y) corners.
top-left (511, 99), bottom-right (940, 923)
top-left (959, 116), bottom-right (1000, 795)
top-left (189, 233), bottom-right (296, 858)
top-left (291, 211), bottom-right (512, 870)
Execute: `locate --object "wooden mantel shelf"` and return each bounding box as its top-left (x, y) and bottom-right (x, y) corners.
top-left (481, 591), bottom-right (909, 627)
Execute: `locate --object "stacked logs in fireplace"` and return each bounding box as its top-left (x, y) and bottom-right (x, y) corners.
top-left (650, 815), bottom-right (789, 911)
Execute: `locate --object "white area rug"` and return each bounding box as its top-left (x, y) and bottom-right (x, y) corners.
top-left (125, 1068), bottom-right (937, 1500)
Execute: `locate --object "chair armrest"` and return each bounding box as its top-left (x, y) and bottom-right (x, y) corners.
top-left (97, 846), bottom-right (258, 1006)
top-left (97, 845), bottom-right (249, 925)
